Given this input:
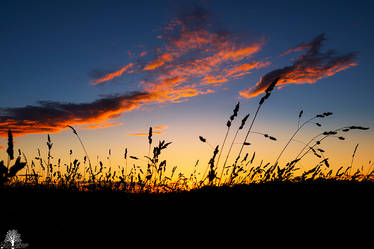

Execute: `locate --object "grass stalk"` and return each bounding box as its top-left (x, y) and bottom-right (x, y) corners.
top-left (233, 104), bottom-right (261, 178)
top-left (349, 144), bottom-right (359, 176)
top-left (215, 102), bottom-right (240, 173)
top-left (67, 125), bottom-right (94, 181)
top-left (275, 116), bottom-right (318, 164)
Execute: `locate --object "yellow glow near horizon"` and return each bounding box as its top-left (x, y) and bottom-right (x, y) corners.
top-left (1, 115), bottom-right (372, 182)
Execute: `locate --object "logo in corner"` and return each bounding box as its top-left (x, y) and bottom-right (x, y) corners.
top-left (0, 230), bottom-right (28, 249)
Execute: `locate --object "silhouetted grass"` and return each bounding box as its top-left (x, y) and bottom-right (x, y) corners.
top-left (1, 104), bottom-right (373, 249)
top-left (1, 122), bottom-right (371, 194)
top-left (0, 76), bottom-right (372, 198)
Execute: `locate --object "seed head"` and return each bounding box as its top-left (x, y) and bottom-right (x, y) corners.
top-left (148, 127), bottom-right (153, 145)
top-left (199, 136), bottom-right (207, 143)
top-left (67, 125), bottom-right (78, 135)
top-left (265, 77), bottom-right (280, 94)
top-left (7, 129), bottom-right (14, 160)
top-left (239, 114), bottom-right (250, 130)
top-left (230, 102), bottom-right (240, 121)
top-left (298, 110), bottom-right (303, 118)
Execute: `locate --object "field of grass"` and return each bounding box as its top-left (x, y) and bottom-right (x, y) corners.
top-left (1, 78), bottom-right (372, 191)
top-left (1, 78), bottom-right (372, 248)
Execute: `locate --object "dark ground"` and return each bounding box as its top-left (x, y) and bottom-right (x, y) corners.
top-left (1, 181), bottom-right (373, 248)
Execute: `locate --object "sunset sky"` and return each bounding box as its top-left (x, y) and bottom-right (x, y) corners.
top-left (1, 0), bottom-right (373, 177)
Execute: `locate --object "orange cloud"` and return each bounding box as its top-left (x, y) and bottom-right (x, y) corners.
top-left (201, 75), bottom-right (228, 85)
top-left (126, 125), bottom-right (167, 136)
top-left (0, 145), bottom-right (4, 150)
top-left (217, 42), bottom-right (264, 62)
top-left (138, 32), bottom-right (266, 96)
top-left (91, 63), bottom-right (133, 85)
top-left (1, 6), bottom-right (269, 137)
top-left (167, 29), bottom-right (212, 52)
top-left (82, 122), bottom-right (122, 130)
top-left (281, 43), bottom-right (312, 56)
top-left (126, 131), bottom-right (166, 136)
top-left (149, 84), bottom-right (214, 103)
top-left (144, 53), bottom-right (175, 71)
top-left (153, 125), bottom-right (168, 130)
top-left (240, 34), bottom-right (357, 98)
top-left (224, 61), bottom-right (271, 78)
top-left (0, 91), bottom-right (156, 137)
top-left (92, 7), bottom-right (266, 93)
top-left (142, 76), bottom-right (186, 92)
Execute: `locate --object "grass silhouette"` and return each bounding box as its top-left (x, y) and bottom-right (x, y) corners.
top-left (1, 92), bottom-right (373, 248)
top-left (0, 76), bottom-right (372, 195)
top-left (0, 122), bottom-right (372, 193)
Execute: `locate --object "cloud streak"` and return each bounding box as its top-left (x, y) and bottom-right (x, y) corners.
top-left (0, 91), bottom-right (154, 137)
top-left (91, 63), bottom-right (133, 85)
top-left (126, 125), bottom-right (168, 136)
top-left (126, 131), bottom-right (166, 136)
top-left (239, 34), bottom-right (358, 98)
top-left (91, 5), bottom-right (268, 97)
top-left (82, 122), bottom-right (123, 130)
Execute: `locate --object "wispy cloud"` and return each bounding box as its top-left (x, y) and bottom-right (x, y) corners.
top-left (153, 125), bottom-right (168, 130)
top-left (81, 122), bottom-right (123, 130)
top-left (144, 53), bottom-right (176, 71)
top-left (239, 34), bottom-right (358, 98)
top-left (90, 63), bottom-right (133, 85)
top-left (90, 5), bottom-right (268, 100)
top-left (126, 125), bottom-right (168, 136)
top-left (126, 131), bottom-right (166, 136)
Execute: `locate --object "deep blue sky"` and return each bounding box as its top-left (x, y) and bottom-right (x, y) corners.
top-left (0, 0), bottom-right (373, 171)
top-left (1, 0), bottom-right (373, 105)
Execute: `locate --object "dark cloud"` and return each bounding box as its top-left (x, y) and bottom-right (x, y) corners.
top-left (240, 33), bottom-right (358, 98)
top-left (0, 91), bottom-right (154, 136)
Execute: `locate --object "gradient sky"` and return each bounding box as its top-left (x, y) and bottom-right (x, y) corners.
top-left (1, 0), bottom-right (373, 177)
